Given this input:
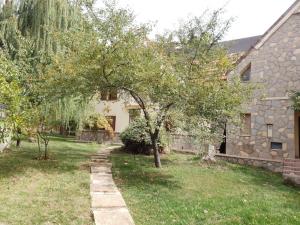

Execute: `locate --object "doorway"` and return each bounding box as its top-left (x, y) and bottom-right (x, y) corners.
top-left (294, 112), bottom-right (300, 158)
top-left (219, 126), bottom-right (226, 154)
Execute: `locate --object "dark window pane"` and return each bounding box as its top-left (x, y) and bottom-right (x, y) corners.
top-left (109, 90), bottom-right (118, 100)
top-left (100, 90), bottom-right (109, 100)
top-left (129, 109), bottom-right (141, 123)
top-left (101, 90), bottom-right (118, 101)
top-left (271, 142), bottom-right (282, 150)
top-left (241, 64), bottom-right (251, 82)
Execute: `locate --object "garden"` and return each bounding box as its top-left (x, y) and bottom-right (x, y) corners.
top-left (0, 0), bottom-right (296, 225)
top-left (111, 150), bottom-right (300, 225)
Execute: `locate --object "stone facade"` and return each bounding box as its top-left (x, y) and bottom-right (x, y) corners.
top-left (227, 4), bottom-right (300, 160)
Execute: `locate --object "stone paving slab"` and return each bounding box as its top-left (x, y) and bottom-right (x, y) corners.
top-left (90, 146), bottom-right (135, 225)
top-left (90, 162), bottom-right (112, 168)
top-left (91, 166), bottom-right (112, 174)
top-left (91, 176), bottom-right (115, 185)
top-left (91, 192), bottom-right (126, 208)
top-left (91, 183), bottom-right (118, 192)
top-left (91, 159), bottom-right (110, 163)
top-left (91, 173), bottom-right (113, 181)
top-left (93, 208), bottom-right (135, 225)
top-left (91, 156), bottom-right (108, 159)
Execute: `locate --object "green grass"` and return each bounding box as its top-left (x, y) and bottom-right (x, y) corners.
top-left (111, 151), bottom-right (300, 225)
top-left (0, 136), bottom-right (99, 225)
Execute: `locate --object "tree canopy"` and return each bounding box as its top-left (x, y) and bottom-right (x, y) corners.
top-left (46, 1), bottom-right (253, 167)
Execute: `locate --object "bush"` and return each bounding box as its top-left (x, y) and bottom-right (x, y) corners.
top-left (120, 118), bottom-right (168, 155)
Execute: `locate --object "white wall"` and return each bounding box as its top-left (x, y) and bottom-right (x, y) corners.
top-left (95, 100), bottom-right (131, 133)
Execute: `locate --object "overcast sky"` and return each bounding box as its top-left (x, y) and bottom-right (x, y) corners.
top-left (96, 0), bottom-right (295, 40)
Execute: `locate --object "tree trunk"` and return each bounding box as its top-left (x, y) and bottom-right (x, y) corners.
top-left (151, 137), bottom-right (161, 168)
top-left (37, 134), bottom-right (41, 159)
top-left (153, 147), bottom-right (161, 168)
top-left (44, 142), bottom-right (48, 159)
top-left (16, 128), bottom-right (22, 148)
top-left (16, 138), bottom-right (21, 147)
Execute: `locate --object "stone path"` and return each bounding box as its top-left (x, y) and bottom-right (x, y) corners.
top-left (90, 147), bottom-right (135, 225)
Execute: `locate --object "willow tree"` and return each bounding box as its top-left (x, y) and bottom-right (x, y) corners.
top-left (0, 0), bottom-right (91, 151)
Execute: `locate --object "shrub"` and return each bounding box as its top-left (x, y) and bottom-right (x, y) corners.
top-left (120, 118), bottom-right (168, 155)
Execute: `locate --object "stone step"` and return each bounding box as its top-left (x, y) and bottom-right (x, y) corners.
top-left (91, 166), bottom-right (112, 174)
top-left (91, 173), bottom-right (113, 183)
top-left (283, 166), bottom-right (300, 172)
top-left (283, 171), bottom-right (300, 176)
top-left (92, 208), bottom-right (135, 225)
top-left (91, 156), bottom-right (108, 159)
top-left (91, 158), bottom-right (110, 162)
top-left (284, 162), bottom-right (300, 167)
top-left (284, 159), bottom-right (300, 163)
top-left (90, 162), bottom-right (112, 168)
top-left (91, 192), bottom-right (126, 208)
top-left (91, 153), bottom-right (110, 156)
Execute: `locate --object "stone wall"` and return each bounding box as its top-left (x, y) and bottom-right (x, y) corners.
top-left (169, 134), bottom-right (208, 154)
top-left (227, 9), bottom-right (300, 160)
top-left (76, 130), bottom-right (121, 144)
top-left (283, 158), bottom-right (300, 186)
top-left (216, 153), bottom-right (283, 173)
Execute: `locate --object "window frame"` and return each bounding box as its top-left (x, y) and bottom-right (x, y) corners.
top-left (240, 63), bottom-right (251, 82)
top-left (100, 90), bottom-right (118, 101)
top-left (240, 113), bottom-right (251, 137)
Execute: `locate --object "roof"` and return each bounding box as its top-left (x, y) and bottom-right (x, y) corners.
top-left (234, 0), bottom-right (300, 66)
top-left (254, 0), bottom-right (300, 49)
top-left (220, 36), bottom-right (262, 54)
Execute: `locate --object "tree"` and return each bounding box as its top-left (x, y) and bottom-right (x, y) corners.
top-left (0, 52), bottom-right (28, 144)
top-left (46, 1), bottom-right (252, 168)
top-left (0, 0), bottom-right (91, 152)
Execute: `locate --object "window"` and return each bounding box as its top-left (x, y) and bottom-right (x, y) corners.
top-left (241, 113), bottom-right (251, 136)
top-left (271, 142), bottom-right (282, 150)
top-left (267, 124), bottom-right (273, 138)
top-left (101, 90), bottom-right (118, 101)
top-left (129, 109), bottom-right (141, 123)
top-left (241, 64), bottom-right (251, 82)
top-left (105, 116), bottom-right (116, 131)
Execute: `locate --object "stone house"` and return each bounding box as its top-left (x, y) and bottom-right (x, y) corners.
top-left (226, 0), bottom-right (300, 161)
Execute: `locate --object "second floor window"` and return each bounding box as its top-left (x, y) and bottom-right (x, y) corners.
top-left (241, 64), bottom-right (251, 82)
top-left (101, 90), bottom-right (118, 101)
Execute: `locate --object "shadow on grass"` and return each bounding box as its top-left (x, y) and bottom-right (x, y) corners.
top-left (0, 137), bottom-right (98, 180)
top-left (224, 161), bottom-right (300, 193)
top-left (111, 149), bottom-right (182, 190)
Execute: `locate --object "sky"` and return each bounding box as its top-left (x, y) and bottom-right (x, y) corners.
top-left (95, 0), bottom-right (296, 41)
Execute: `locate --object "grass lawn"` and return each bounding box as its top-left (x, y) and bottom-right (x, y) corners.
top-left (111, 150), bottom-right (300, 225)
top-left (0, 136), bottom-right (99, 225)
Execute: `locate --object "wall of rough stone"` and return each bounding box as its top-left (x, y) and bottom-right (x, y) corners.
top-left (227, 9), bottom-right (300, 160)
top-left (170, 134), bottom-right (199, 152)
top-left (216, 154), bottom-right (283, 173)
top-left (76, 130), bottom-right (121, 144)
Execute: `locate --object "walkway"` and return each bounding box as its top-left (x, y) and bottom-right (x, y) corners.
top-left (90, 146), bottom-right (135, 225)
